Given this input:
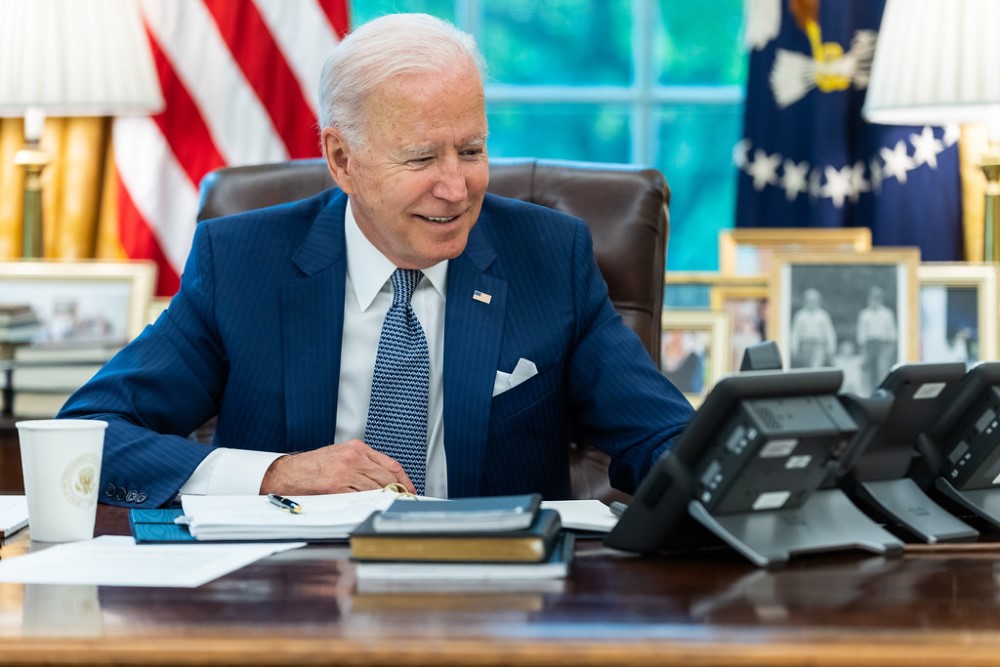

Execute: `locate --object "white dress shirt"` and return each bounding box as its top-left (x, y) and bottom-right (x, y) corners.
top-left (180, 200), bottom-right (450, 497)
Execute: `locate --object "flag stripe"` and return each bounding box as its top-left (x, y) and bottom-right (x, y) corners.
top-left (203, 0), bottom-right (319, 159)
top-left (140, 0), bottom-right (287, 167)
top-left (114, 116), bottom-right (200, 274)
top-left (118, 181), bottom-right (180, 296)
top-left (116, 1), bottom-right (347, 296)
top-left (253, 0), bottom-right (342, 118)
top-left (317, 0), bottom-right (351, 38)
top-left (144, 25), bottom-right (227, 191)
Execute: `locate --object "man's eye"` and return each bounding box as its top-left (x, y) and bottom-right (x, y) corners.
top-left (410, 156), bottom-right (433, 165)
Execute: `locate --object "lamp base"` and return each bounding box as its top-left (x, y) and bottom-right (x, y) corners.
top-left (13, 145), bottom-right (49, 259)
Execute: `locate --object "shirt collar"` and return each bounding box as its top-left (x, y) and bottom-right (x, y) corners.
top-left (344, 200), bottom-right (448, 311)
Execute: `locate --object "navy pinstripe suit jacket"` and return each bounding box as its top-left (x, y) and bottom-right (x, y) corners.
top-left (60, 189), bottom-right (693, 508)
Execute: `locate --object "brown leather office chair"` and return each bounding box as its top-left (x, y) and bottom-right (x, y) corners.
top-left (197, 157), bottom-right (670, 503)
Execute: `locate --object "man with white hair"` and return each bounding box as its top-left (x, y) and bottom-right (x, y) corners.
top-left (61, 14), bottom-right (693, 507)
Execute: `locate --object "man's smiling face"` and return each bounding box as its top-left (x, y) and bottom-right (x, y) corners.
top-left (325, 61), bottom-right (489, 269)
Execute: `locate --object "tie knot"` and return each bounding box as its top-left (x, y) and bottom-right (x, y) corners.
top-left (390, 268), bottom-right (422, 306)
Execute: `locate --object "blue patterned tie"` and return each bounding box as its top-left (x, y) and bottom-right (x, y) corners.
top-left (365, 269), bottom-right (429, 494)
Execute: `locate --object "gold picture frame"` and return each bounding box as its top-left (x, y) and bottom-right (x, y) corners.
top-left (665, 272), bottom-right (767, 310)
top-left (918, 262), bottom-right (999, 364)
top-left (719, 227), bottom-right (873, 276)
top-left (710, 284), bottom-right (770, 374)
top-left (0, 260), bottom-right (157, 345)
top-left (769, 248), bottom-right (920, 396)
top-left (660, 309), bottom-right (730, 408)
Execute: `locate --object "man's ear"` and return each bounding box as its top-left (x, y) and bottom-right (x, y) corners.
top-left (322, 127), bottom-right (356, 195)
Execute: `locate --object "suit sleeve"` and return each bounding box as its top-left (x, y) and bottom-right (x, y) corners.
top-left (59, 223), bottom-right (229, 508)
top-left (564, 220), bottom-right (694, 494)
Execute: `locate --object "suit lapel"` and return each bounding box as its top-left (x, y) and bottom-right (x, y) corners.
top-left (281, 192), bottom-right (348, 450)
top-left (443, 222), bottom-right (506, 497)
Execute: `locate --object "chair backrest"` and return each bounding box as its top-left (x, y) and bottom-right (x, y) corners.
top-left (198, 157), bottom-right (670, 502)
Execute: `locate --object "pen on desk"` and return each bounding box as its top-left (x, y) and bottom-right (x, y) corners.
top-left (268, 493), bottom-right (302, 514)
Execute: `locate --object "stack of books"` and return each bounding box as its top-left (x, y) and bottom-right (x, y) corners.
top-left (9, 343), bottom-right (120, 417)
top-left (349, 493), bottom-right (574, 582)
top-left (0, 305), bottom-right (40, 346)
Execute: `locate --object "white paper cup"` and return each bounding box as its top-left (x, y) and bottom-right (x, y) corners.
top-left (16, 419), bottom-right (107, 543)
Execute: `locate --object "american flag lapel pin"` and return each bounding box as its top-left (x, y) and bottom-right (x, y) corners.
top-left (472, 290), bottom-right (492, 305)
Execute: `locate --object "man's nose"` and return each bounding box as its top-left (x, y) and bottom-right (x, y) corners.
top-left (431, 158), bottom-right (469, 201)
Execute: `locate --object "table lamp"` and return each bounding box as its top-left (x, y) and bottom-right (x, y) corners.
top-left (862, 0), bottom-right (1000, 261)
top-left (0, 0), bottom-right (163, 258)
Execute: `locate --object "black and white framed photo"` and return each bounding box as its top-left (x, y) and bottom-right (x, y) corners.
top-left (918, 263), bottom-right (998, 366)
top-left (770, 249), bottom-right (920, 396)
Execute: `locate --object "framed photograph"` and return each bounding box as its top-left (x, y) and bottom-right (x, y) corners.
top-left (918, 263), bottom-right (998, 366)
top-left (664, 272), bottom-right (766, 311)
top-left (710, 284), bottom-right (769, 373)
top-left (769, 249), bottom-right (920, 396)
top-left (660, 310), bottom-right (730, 407)
top-left (719, 227), bottom-right (873, 276)
top-left (0, 261), bottom-right (156, 347)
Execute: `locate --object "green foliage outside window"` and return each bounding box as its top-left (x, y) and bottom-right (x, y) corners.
top-left (351, 1), bottom-right (747, 272)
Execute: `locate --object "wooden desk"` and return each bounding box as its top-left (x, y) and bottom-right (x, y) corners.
top-left (0, 419), bottom-right (23, 493)
top-left (0, 507), bottom-right (999, 666)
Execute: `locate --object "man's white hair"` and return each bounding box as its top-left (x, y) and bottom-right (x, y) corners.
top-left (318, 13), bottom-right (486, 149)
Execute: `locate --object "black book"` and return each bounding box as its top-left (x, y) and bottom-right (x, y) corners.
top-left (372, 493), bottom-right (542, 533)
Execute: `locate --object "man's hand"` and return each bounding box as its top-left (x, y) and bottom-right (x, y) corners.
top-left (259, 439), bottom-right (416, 495)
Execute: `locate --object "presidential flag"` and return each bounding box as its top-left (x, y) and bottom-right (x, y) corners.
top-left (735, 0), bottom-right (962, 260)
top-left (114, 1), bottom-right (349, 295)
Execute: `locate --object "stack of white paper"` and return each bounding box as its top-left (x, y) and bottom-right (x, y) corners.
top-left (181, 488), bottom-right (403, 541)
top-left (0, 495), bottom-right (29, 539)
top-left (540, 499), bottom-right (619, 533)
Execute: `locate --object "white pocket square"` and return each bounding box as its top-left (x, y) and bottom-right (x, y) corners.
top-left (493, 358), bottom-right (538, 397)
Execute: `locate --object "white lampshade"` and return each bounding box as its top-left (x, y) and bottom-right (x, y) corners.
top-left (863, 0), bottom-right (1000, 130)
top-left (0, 0), bottom-right (163, 120)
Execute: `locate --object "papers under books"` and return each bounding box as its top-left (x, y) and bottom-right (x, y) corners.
top-left (372, 493), bottom-right (542, 533)
top-left (353, 533), bottom-right (574, 582)
top-left (179, 489), bottom-right (403, 541)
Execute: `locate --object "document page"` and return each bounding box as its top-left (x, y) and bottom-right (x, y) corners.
top-left (0, 536), bottom-right (304, 587)
top-left (181, 488), bottom-right (406, 540)
top-left (540, 499), bottom-right (619, 532)
top-left (0, 495), bottom-right (28, 538)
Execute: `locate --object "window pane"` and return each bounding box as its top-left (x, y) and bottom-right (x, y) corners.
top-left (350, 1), bottom-right (455, 26)
top-left (656, 103), bottom-right (743, 272)
top-left (486, 104), bottom-right (630, 163)
top-left (480, 0), bottom-right (632, 85)
top-left (656, 0), bottom-right (746, 85)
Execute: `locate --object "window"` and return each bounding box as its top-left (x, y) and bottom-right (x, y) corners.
top-left (352, 1), bottom-right (747, 271)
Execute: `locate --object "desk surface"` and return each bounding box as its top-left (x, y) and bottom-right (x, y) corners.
top-left (1, 506), bottom-right (1000, 667)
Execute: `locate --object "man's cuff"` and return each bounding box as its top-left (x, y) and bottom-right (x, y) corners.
top-left (179, 448), bottom-right (283, 495)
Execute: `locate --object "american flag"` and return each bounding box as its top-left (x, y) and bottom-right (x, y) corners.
top-left (114, 0), bottom-right (349, 295)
